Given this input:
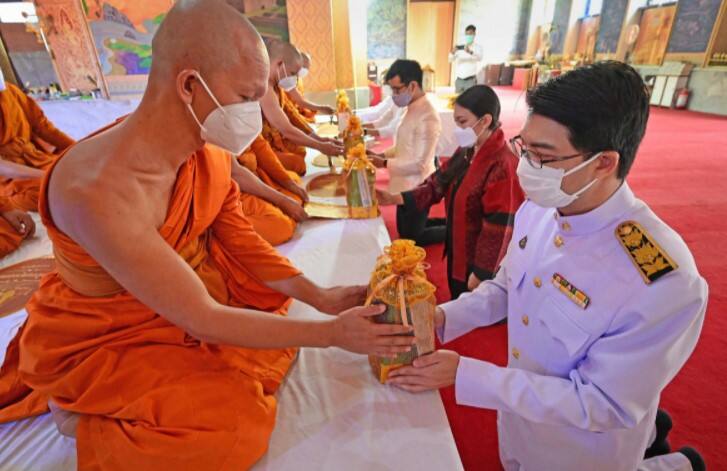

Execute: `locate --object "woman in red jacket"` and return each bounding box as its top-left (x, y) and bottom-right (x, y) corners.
top-left (378, 85), bottom-right (524, 300)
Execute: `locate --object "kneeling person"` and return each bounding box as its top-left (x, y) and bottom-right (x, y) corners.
top-left (388, 62), bottom-right (708, 471)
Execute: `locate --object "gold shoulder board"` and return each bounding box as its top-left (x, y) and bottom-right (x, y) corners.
top-left (616, 221), bottom-right (678, 284)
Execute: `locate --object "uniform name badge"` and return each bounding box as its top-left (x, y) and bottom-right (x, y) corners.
top-left (552, 273), bottom-right (590, 310)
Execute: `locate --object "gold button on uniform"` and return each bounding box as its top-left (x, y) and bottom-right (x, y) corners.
top-left (512, 347), bottom-right (520, 360)
top-left (533, 277), bottom-right (542, 288)
top-left (554, 235), bottom-right (564, 248)
top-left (562, 222), bottom-right (572, 231)
top-left (522, 315), bottom-right (529, 326)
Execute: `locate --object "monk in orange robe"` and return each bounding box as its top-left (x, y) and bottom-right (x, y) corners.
top-left (260, 39), bottom-right (343, 176)
top-left (0, 3), bottom-right (413, 470)
top-left (234, 135), bottom-right (309, 246)
top-left (287, 52), bottom-right (336, 123)
top-left (0, 194), bottom-right (35, 258)
top-left (0, 81), bottom-right (75, 212)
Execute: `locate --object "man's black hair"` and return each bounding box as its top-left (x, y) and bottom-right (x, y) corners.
top-left (526, 61), bottom-right (650, 179)
top-left (385, 59), bottom-right (423, 88)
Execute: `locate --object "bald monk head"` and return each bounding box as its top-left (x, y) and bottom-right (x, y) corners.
top-left (265, 38), bottom-right (303, 86)
top-left (301, 52), bottom-right (312, 70)
top-left (136, 0), bottom-right (269, 157)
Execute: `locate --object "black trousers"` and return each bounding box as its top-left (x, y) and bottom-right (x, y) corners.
top-left (396, 204), bottom-right (446, 247)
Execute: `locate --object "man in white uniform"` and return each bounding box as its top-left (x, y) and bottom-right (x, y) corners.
top-left (388, 61), bottom-right (707, 471)
top-left (449, 25), bottom-right (483, 93)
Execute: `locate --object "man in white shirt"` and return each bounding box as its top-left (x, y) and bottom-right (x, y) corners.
top-left (369, 59), bottom-right (443, 245)
top-left (361, 95), bottom-right (406, 139)
top-left (449, 25), bottom-right (483, 93)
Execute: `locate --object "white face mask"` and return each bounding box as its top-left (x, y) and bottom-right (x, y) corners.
top-left (186, 72), bottom-right (262, 155)
top-left (278, 63), bottom-right (298, 91)
top-left (453, 117), bottom-right (485, 148)
top-left (0, 68), bottom-right (6, 92)
top-left (298, 67), bottom-right (309, 79)
top-left (516, 152), bottom-right (601, 208)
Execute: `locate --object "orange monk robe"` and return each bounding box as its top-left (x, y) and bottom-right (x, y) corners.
top-left (0, 83), bottom-right (75, 212)
top-left (0, 143), bottom-right (303, 470)
top-left (0, 196), bottom-right (25, 258)
top-left (261, 85), bottom-right (313, 176)
top-left (238, 135), bottom-right (303, 246)
top-left (295, 81), bottom-right (317, 123)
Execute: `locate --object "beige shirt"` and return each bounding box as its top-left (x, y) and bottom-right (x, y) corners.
top-left (384, 95), bottom-right (441, 194)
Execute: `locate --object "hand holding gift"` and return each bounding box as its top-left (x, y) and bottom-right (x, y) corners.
top-left (365, 239), bottom-right (437, 383)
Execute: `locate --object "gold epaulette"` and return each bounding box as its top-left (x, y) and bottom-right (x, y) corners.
top-left (616, 221), bottom-right (678, 284)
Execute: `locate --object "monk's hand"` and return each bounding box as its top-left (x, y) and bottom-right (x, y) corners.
top-left (387, 350), bottom-right (460, 392)
top-left (283, 180), bottom-right (309, 203)
top-left (278, 196), bottom-right (308, 223)
top-left (318, 285), bottom-right (368, 314)
top-left (318, 105), bottom-right (335, 115)
top-left (375, 189), bottom-right (403, 206)
top-left (332, 304), bottom-right (415, 357)
top-left (1, 209), bottom-right (35, 239)
top-left (467, 272), bottom-right (482, 291)
top-left (318, 141), bottom-right (344, 156)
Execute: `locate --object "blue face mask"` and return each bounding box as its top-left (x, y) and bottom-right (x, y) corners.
top-left (392, 84), bottom-right (413, 107)
top-left (465, 34), bottom-right (475, 45)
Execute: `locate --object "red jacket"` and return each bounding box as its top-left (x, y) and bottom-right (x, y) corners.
top-left (403, 128), bottom-right (524, 282)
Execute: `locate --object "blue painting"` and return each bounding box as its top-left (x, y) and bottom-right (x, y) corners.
top-left (367, 0), bottom-right (407, 60)
top-left (667, 0), bottom-right (722, 53)
top-left (550, 0), bottom-right (572, 54)
top-left (596, 0), bottom-right (629, 54)
top-left (511, 0), bottom-right (533, 54)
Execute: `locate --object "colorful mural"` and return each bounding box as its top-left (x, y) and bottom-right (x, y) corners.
top-left (246, 0), bottom-right (289, 42)
top-left (596, 0), bottom-right (628, 54)
top-left (667, 0), bottom-right (722, 53)
top-left (83, 0), bottom-right (171, 76)
top-left (367, 0), bottom-right (406, 60)
top-left (511, 0), bottom-right (533, 55)
top-left (549, 0), bottom-right (571, 54)
top-left (83, 0), bottom-right (288, 76)
top-left (35, 0), bottom-right (107, 93)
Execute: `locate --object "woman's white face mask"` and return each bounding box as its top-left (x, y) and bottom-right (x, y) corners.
top-left (453, 116), bottom-right (486, 148)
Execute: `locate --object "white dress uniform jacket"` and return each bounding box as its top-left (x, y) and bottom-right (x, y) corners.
top-left (440, 183), bottom-right (708, 471)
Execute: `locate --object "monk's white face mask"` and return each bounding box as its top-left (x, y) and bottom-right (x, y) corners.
top-left (186, 72), bottom-right (262, 155)
top-left (277, 63), bottom-right (298, 92)
top-left (0, 68), bottom-right (6, 92)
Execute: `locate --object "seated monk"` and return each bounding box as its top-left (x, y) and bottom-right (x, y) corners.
top-left (261, 39), bottom-right (343, 176)
top-left (0, 194), bottom-right (35, 258)
top-left (287, 51), bottom-right (335, 122)
top-left (0, 2), bottom-right (413, 470)
top-left (233, 134), bottom-right (309, 246)
top-left (0, 78), bottom-right (75, 212)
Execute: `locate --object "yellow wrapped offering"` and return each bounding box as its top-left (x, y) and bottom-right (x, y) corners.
top-left (343, 143), bottom-right (378, 219)
top-left (343, 115), bottom-right (364, 155)
top-left (336, 90), bottom-right (351, 135)
top-left (365, 240), bottom-right (437, 383)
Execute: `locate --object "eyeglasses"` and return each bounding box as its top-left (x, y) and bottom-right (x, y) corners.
top-left (389, 83), bottom-right (410, 95)
top-left (509, 135), bottom-right (593, 169)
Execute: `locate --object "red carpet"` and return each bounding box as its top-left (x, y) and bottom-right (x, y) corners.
top-left (375, 87), bottom-right (727, 470)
